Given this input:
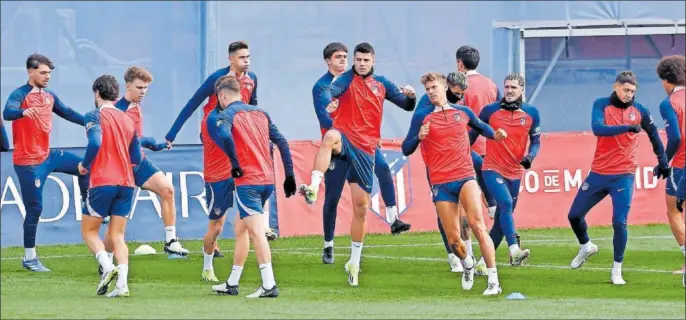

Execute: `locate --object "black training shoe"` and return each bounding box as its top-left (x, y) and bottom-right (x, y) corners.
top-left (322, 247), bottom-right (334, 264)
top-left (391, 219), bottom-right (411, 235)
top-left (212, 281), bottom-right (239, 296)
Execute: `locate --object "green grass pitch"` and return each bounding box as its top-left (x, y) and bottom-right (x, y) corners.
top-left (1, 224), bottom-right (684, 319)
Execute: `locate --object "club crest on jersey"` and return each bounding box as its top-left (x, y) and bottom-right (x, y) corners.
top-left (368, 150), bottom-right (413, 225)
top-left (85, 122), bottom-right (95, 130)
top-left (454, 113), bottom-right (462, 122)
top-left (44, 96), bottom-right (51, 105)
top-left (244, 83), bottom-right (254, 92)
top-left (581, 182), bottom-right (589, 191)
top-left (520, 118), bottom-right (526, 126)
top-left (628, 112), bottom-right (636, 121)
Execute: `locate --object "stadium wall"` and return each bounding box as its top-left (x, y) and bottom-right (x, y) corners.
top-left (0, 1), bottom-right (683, 246)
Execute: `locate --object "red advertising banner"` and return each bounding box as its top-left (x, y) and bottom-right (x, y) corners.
top-left (273, 131), bottom-right (671, 237)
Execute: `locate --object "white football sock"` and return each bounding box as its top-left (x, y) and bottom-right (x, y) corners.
top-left (487, 267), bottom-right (499, 285)
top-left (203, 251), bottom-right (214, 271)
top-left (24, 248), bottom-right (37, 260)
top-left (386, 206), bottom-right (398, 223)
top-left (259, 263), bottom-right (276, 289)
top-left (680, 245), bottom-right (685, 257)
top-left (116, 264), bottom-right (128, 288)
top-left (95, 250), bottom-right (114, 273)
top-left (106, 251), bottom-right (114, 263)
top-left (613, 261), bottom-right (622, 273)
top-left (310, 171), bottom-right (324, 191)
top-left (509, 244), bottom-right (521, 256)
top-left (462, 255), bottom-right (475, 269)
top-left (228, 265), bottom-right (243, 286)
top-left (350, 242), bottom-right (363, 266)
top-left (581, 241), bottom-right (594, 252)
top-left (165, 226), bottom-right (176, 243)
top-left (324, 240), bottom-right (334, 248)
top-left (464, 240), bottom-right (473, 256)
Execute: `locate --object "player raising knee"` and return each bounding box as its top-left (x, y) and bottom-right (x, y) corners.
top-left (299, 42), bottom-right (416, 286)
top-left (567, 71), bottom-right (670, 285)
top-left (79, 75), bottom-right (142, 298)
top-left (402, 72), bottom-right (504, 296)
top-left (655, 55), bottom-right (686, 277)
top-left (471, 73), bottom-right (539, 270)
top-left (313, 42), bottom-right (411, 264)
top-left (208, 75), bottom-right (296, 298)
top-left (3, 54), bottom-right (89, 272)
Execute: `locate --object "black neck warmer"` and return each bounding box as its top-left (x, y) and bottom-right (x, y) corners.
top-left (610, 92), bottom-right (634, 109)
top-left (500, 96), bottom-right (523, 111)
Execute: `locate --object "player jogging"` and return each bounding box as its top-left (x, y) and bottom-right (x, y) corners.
top-left (471, 73), bottom-right (539, 269)
top-left (99, 67), bottom-right (188, 266)
top-left (80, 75), bottom-right (142, 298)
top-left (567, 71), bottom-right (670, 285)
top-left (2, 54), bottom-right (88, 272)
top-left (415, 72), bottom-right (483, 273)
top-left (402, 72), bottom-right (503, 295)
top-left (298, 42), bottom-right (416, 286)
top-left (655, 55), bottom-right (686, 278)
top-left (313, 42), bottom-right (411, 265)
top-left (208, 75), bottom-right (296, 298)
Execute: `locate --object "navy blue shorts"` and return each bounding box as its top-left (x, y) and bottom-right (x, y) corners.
top-left (205, 178), bottom-right (235, 220)
top-left (338, 133), bottom-right (375, 194)
top-left (235, 184), bottom-right (275, 219)
top-left (666, 167), bottom-right (684, 197)
top-left (133, 157), bottom-right (162, 188)
top-left (84, 186), bottom-right (135, 218)
top-left (431, 177), bottom-right (477, 203)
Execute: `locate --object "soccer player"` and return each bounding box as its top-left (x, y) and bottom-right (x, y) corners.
top-left (298, 42), bottom-right (416, 286)
top-left (2, 53), bottom-right (88, 272)
top-left (208, 75), bottom-right (296, 298)
top-left (567, 71), bottom-right (670, 285)
top-left (313, 42), bottom-right (411, 265)
top-left (102, 67), bottom-right (188, 262)
top-left (164, 41), bottom-right (270, 253)
top-left (402, 72), bottom-right (504, 295)
top-left (80, 74), bottom-right (142, 298)
top-left (655, 55), bottom-right (685, 276)
top-left (415, 72), bottom-right (481, 273)
top-left (678, 176), bottom-right (686, 287)
top-left (1, 121), bottom-right (9, 152)
top-left (471, 73), bottom-right (540, 268)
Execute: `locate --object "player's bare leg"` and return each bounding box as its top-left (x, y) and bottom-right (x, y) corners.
top-left (106, 216), bottom-right (130, 298)
top-left (82, 215), bottom-right (117, 296)
top-left (460, 180), bottom-right (501, 296)
top-left (665, 194), bottom-right (685, 274)
top-left (213, 212), bottom-right (249, 295)
top-left (345, 183), bottom-right (369, 286)
top-left (299, 130), bottom-right (342, 204)
top-left (243, 214), bottom-right (279, 298)
top-left (142, 172), bottom-right (189, 257)
top-left (202, 215), bottom-right (227, 282)
top-left (435, 201), bottom-right (468, 269)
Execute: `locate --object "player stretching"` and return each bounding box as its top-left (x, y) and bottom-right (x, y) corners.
top-left (80, 75), bottom-right (142, 298)
top-left (101, 67), bottom-right (188, 264)
top-left (402, 72), bottom-right (503, 295)
top-left (567, 71), bottom-right (670, 285)
top-left (415, 72), bottom-right (480, 273)
top-left (471, 73), bottom-right (539, 268)
top-left (313, 42), bottom-right (411, 264)
top-left (2, 54), bottom-right (88, 272)
top-left (299, 42), bottom-right (416, 286)
top-left (165, 41), bottom-right (271, 253)
top-left (655, 55), bottom-right (686, 277)
top-left (209, 75), bottom-right (296, 298)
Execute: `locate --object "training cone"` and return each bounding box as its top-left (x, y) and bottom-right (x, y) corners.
top-left (133, 244), bottom-right (157, 255)
top-left (505, 292), bottom-right (526, 300)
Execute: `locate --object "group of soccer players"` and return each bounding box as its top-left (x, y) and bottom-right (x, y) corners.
top-left (2, 40), bottom-right (684, 298)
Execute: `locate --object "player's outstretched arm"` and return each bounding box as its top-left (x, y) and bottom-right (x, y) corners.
top-left (140, 136), bottom-right (167, 152)
top-left (3, 90), bottom-right (26, 121)
top-left (638, 103), bottom-right (669, 168)
top-left (378, 76), bottom-right (416, 111)
top-left (0, 122), bottom-right (10, 152)
top-left (401, 108), bottom-right (429, 156)
top-left (312, 82), bottom-right (335, 130)
top-left (81, 112), bottom-right (103, 169)
top-left (319, 70), bottom-right (354, 109)
top-left (591, 98), bottom-right (632, 136)
top-left (465, 107), bottom-right (496, 140)
top-left (659, 99), bottom-right (682, 163)
top-left (165, 73), bottom-right (219, 143)
top-left (49, 91), bottom-right (85, 126)
top-left (129, 134), bottom-right (143, 166)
